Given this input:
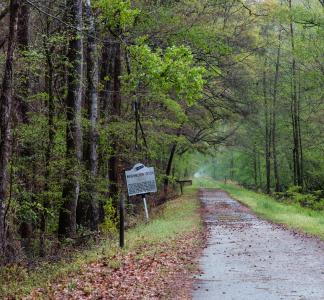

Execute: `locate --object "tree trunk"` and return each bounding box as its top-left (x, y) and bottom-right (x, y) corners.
top-left (289, 0), bottom-right (301, 187)
top-left (97, 39), bottom-right (114, 223)
top-left (16, 1), bottom-right (30, 123)
top-left (85, 0), bottom-right (99, 231)
top-left (230, 153), bottom-right (234, 180)
top-left (253, 143), bottom-right (258, 189)
top-left (263, 59), bottom-right (271, 194)
top-left (0, 0), bottom-right (20, 259)
top-left (108, 38), bottom-right (122, 201)
top-left (163, 143), bottom-right (177, 197)
top-left (272, 30), bottom-right (281, 192)
top-left (297, 71), bottom-right (304, 188)
top-left (40, 28), bottom-right (55, 255)
top-left (16, 1), bottom-right (33, 246)
top-left (58, 0), bottom-right (83, 238)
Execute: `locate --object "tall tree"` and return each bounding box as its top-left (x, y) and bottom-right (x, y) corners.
top-left (108, 38), bottom-right (122, 200)
top-left (263, 58), bottom-right (271, 194)
top-left (272, 29), bottom-right (282, 192)
top-left (85, 0), bottom-right (99, 231)
top-left (0, 0), bottom-right (20, 259)
top-left (58, 0), bottom-right (83, 238)
top-left (288, 0), bottom-right (302, 187)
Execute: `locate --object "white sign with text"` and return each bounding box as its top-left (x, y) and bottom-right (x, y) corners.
top-left (125, 163), bottom-right (157, 196)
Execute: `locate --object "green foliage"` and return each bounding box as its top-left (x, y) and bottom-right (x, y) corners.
top-left (287, 185), bottom-right (303, 194)
top-left (100, 198), bottom-right (118, 234)
top-left (124, 43), bottom-right (206, 115)
top-left (95, 0), bottom-right (140, 30)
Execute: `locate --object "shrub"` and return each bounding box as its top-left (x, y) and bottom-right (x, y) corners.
top-left (287, 185), bottom-right (303, 195)
top-left (273, 192), bottom-right (287, 201)
top-left (100, 198), bottom-right (118, 235)
top-left (312, 199), bottom-right (324, 211)
top-left (312, 190), bottom-right (324, 198)
top-left (293, 193), bottom-right (317, 208)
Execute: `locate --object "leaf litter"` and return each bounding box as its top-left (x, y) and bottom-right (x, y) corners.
top-left (27, 230), bottom-right (206, 300)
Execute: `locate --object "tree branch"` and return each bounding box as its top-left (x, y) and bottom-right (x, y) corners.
top-left (238, 0), bottom-right (268, 17)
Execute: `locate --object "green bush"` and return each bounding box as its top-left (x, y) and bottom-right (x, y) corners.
top-left (273, 186), bottom-right (324, 211)
top-left (312, 199), bottom-right (324, 211)
top-left (287, 185), bottom-right (303, 195)
top-left (313, 190), bottom-right (324, 198)
top-left (100, 198), bottom-right (118, 235)
top-left (273, 192), bottom-right (287, 201)
top-left (294, 193), bottom-right (317, 208)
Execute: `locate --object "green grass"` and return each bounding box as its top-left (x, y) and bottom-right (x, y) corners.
top-left (194, 177), bottom-right (324, 240)
top-left (0, 189), bottom-right (202, 298)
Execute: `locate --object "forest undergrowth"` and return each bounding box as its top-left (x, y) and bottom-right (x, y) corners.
top-left (0, 188), bottom-right (204, 299)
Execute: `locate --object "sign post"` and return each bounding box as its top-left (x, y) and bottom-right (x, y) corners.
top-left (125, 163), bottom-right (157, 223)
top-left (119, 193), bottom-right (125, 248)
top-left (142, 194), bottom-right (149, 222)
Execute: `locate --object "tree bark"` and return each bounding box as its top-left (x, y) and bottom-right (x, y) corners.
top-left (97, 39), bottom-right (114, 223)
top-left (253, 143), bottom-right (258, 189)
top-left (0, 6), bottom-right (9, 21)
top-left (40, 27), bottom-right (55, 255)
top-left (58, 0), bottom-right (83, 238)
top-left (0, 0), bottom-right (20, 259)
top-left (163, 127), bottom-right (182, 198)
top-left (297, 72), bottom-right (304, 188)
top-left (108, 39), bottom-right (122, 201)
top-left (85, 0), bottom-right (99, 231)
top-left (163, 143), bottom-right (177, 197)
top-left (16, 1), bottom-right (35, 249)
top-left (288, 0), bottom-right (301, 187)
top-left (272, 30), bottom-right (281, 192)
top-left (263, 58), bottom-right (271, 194)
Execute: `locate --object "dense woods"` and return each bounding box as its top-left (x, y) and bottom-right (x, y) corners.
top-left (0, 0), bottom-right (323, 265)
top-left (208, 1), bottom-right (324, 196)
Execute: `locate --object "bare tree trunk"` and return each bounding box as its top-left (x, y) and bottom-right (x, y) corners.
top-left (272, 30), bottom-right (281, 192)
top-left (85, 0), bottom-right (99, 231)
top-left (163, 143), bottom-right (177, 197)
top-left (0, 0), bottom-right (20, 260)
top-left (263, 59), bottom-right (271, 194)
top-left (58, 0), bottom-right (83, 238)
top-left (15, 1), bottom-right (35, 253)
top-left (163, 127), bottom-right (182, 198)
top-left (253, 142), bottom-right (258, 189)
top-left (257, 150), bottom-right (262, 188)
top-left (230, 153), bottom-right (234, 180)
top-left (288, 0), bottom-right (301, 187)
top-left (297, 72), bottom-right (304, 188)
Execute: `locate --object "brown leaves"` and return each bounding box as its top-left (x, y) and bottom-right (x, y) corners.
top-left (28, 230), bottom-right (204, 300)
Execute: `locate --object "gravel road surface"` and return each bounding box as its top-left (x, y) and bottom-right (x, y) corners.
top-left (192, 189), bottom-right (324, 300)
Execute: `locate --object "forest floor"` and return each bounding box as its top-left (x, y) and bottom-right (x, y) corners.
top-left (1, 189), bottom-right (206, 299)
top-left (193, 188), bottom-right (324, 300)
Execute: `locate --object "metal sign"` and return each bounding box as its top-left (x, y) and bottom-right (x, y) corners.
top-left (125, 163), bottom-right (157, 197)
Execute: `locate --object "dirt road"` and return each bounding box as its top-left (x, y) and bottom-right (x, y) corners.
top-left (193, 189), bottom-right (324, 300)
